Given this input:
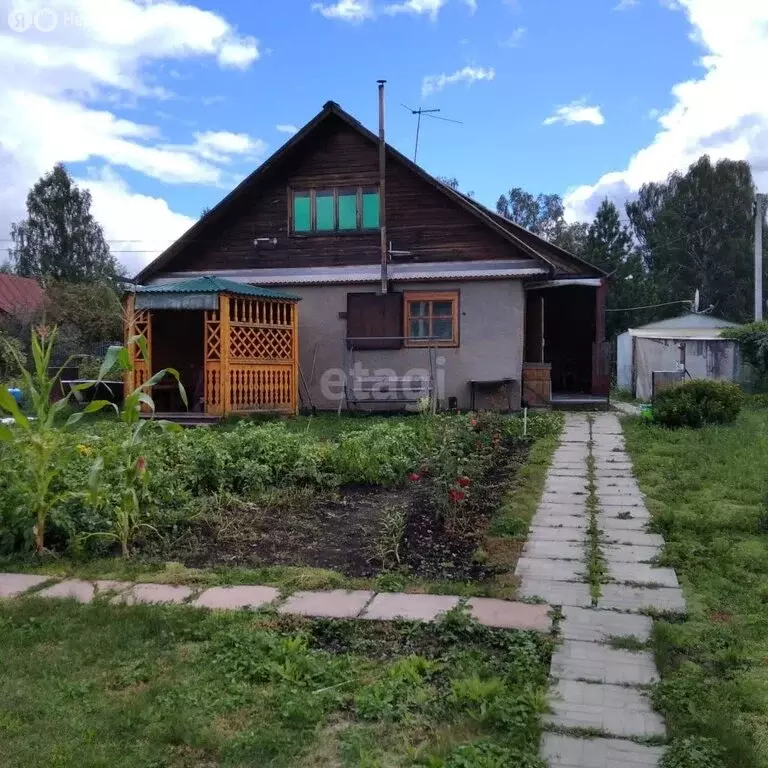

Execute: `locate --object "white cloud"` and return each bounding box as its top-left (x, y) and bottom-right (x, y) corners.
top-left (565, 0), bottom-right (768, 221)
top-left (543, 99), bottom-right (606, 126)
top-left (188, 131), bottom-right (267, 164)
top-left (421, 65), bottom-right (495, 96)
top-left (384, 0), bottom-right (446, 19)
top-left (276, 124), bottom-right (299, 136)
top-left (311, 0), bottom-right (375, 22)
top-left (77, 168), bottom-right (196, 275)
top-left (501, 26), bottom-right (526, 47)
top-left (464, 0), bottom-right (478, 13)
top-left (614, 0), bottom-right (640, 10)
top-left (0, 0), bottom-right (262, 272)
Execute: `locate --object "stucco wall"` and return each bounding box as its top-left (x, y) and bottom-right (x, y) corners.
top-left (272, 280), bottom-right (525, 411)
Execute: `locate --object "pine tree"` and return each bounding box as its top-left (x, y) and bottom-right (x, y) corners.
top-left (10, 164), bottom-right (121, 282)
top-left (585, 200), bottom-right (654, 339)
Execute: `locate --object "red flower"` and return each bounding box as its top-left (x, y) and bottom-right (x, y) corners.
top-left (457, 476), bottom-right (471, 488)
top-left (470, 419), bottom-right (478, 428)
top-left (449, 489), bottom-right (466, 503)
top-left (408, 472), bottom-right (421, 482)
top-left (136, 456), bottom-right (148, 474)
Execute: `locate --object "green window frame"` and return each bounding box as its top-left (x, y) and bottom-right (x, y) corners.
top-left (290, 187), bottom-right (380, 234)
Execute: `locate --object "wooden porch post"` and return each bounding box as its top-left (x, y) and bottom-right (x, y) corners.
top-left (220, 294), bottom-right (232, 416)
top-left (292, 301), bottom-right (299, 414)
top-left (592, 280), bottom-right (610, 396)
top-left (123, 293), bottom-right (135, 401)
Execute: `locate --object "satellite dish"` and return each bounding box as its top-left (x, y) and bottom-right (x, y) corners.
top-left (693, 289), bottom-right (700, 313)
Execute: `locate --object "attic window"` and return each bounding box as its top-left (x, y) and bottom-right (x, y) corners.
top-left (291, 187), bottom-right (379, 234)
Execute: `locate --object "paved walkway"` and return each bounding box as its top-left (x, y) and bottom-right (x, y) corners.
top-left (518, 412), bottom-right (685, 768)
top-left (0, 573), bottom-right (551, 631)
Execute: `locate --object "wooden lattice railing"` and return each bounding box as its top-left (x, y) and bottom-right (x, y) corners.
top-left (206, 295), bottom-right (297, 414)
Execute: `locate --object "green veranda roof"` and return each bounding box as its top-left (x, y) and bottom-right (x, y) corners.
top-left (135, 276), bottom-right (301, 301)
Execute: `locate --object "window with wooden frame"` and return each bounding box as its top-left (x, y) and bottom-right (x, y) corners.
top-left (404, 291), bottom-right (459, 347)
top-left (290, 186), bottom-right (379, 234)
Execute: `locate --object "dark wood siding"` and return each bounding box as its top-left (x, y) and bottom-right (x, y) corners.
top-left (161, 115), bottom-right (531, 275)
top-left (347, 292), bottom-right (403, 349)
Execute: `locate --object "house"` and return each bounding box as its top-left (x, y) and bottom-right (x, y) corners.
top-left (617, 313), bottom-right (741, 401)
top-left (131, 99), bottom-right (607, 416)
top-left (0, 274), bottom-right (44, 322)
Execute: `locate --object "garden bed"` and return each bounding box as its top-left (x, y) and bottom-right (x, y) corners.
top-left (156, 436), bottom-right (530, 583)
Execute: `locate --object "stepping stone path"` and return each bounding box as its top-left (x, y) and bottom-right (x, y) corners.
top-left (518, 412), bottom-right (686, 767)
top-left (0, 578), bottom-right (551, 631)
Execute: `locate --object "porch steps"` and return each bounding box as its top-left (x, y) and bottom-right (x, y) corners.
top-left (139, 412), bottom-right (222, 428)
top-left (550, 395), bottom-right (610, 412)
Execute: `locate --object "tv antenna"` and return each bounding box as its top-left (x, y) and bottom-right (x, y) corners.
top-left (402, 104), bottom-right (463, 163)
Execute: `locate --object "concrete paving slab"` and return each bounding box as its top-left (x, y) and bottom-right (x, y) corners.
top-left (39, 579), bottom-right (98, 603)
top-left (542, 493), bottom-right (589, 506)
top-left (532, 513), bottom-right (589, 529)
top-left (598, 496), bottom-right (647, 509)
top-left (597, 515), bottom-right (650, 532)
top-left (466, 597), bottom-right (551, 631)
top-left (362, 592), bottom-right (459, 622)
top-left (516, 557), bottom-right (587, 582)
top-left (551, 640), bottom-right (658, 685)
top-left (0, 573), bottom-right (49, 598)
top-left (596, 485), bottom-right (642, 498)
top-left (541, 733), bottom-right (664, 768)
top-left (604, 545), bottom-right (662, 563)
top-left (545, 680), bottom-right (666, 738)
top-left (523, 540), bottom-right (585, 560)
top-left (560, 606), bottom-right (653, 643)
top-left (194, 585), bottom-right (279, 610)
top-left (549, 468), bottom-right (591, 477)
top-left (537, 502), bottom-right (589, 517)
top-left (280, 590), bottom-right (373, 619)
top-left (599, 506), bottom-right (650, 520)
top-left (608, 563), bottom-right (679, 588)
top-left (518, 579), bottom-right (592, 607)
top-left (595, 466), bottom-right (636, 481)
top-left (602, 531), bottom-right (664, 548)
top-left (118, 583), bottom-right (193, 605)
top-left (599, 584), bottom-right (686, 614)
top-left (546, 478), bottom-right (590, 494)
top-left (528, 526), bottom-right (588, 543)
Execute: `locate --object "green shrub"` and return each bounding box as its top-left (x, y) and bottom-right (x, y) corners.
top-left (653, 380), bottom-right (743, 428)
top-left (660, 737), bottom-right (727, 768)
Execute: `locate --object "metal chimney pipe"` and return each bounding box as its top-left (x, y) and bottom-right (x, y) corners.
top-left (378, 80), bottom-right (388, 294)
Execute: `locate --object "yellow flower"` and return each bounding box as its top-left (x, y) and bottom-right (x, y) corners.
top-left (76, 444), bottom-right (92, 457)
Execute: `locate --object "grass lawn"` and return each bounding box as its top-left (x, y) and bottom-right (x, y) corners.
top-left (624, 408), bottom-right (768, 768)
top-left (0, 597), bottom-right (551, 768)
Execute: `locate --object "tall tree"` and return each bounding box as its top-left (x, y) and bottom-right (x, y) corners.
top-left (496, 187), bottom-right (588, 255)
top-left (584, 200), bottom-right (654, 338)
top-left (626, 156), bottom-right (758, 322)
top-left (10, 164), bottom-right (121, 283)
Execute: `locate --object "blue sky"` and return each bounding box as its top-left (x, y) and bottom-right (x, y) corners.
top-left (0, 0), bottom-right (765, 273)
top-left (109, 0), bottom-right (698, 214)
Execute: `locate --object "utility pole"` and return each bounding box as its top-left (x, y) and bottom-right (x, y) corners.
top-left (378, 80), bottom-right (388, 294)
top-left (755, 193), bottom-right (767, 321)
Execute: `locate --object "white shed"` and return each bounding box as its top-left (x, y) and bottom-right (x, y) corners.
top-left (616, 313), bottom-right (741, 401)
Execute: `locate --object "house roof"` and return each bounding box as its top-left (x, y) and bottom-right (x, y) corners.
top-left (135, 275), bottom-right (300, 301)
top-left (135, 101), bottom-right (605, 285)
top-left (0, 274), bottom-right (45, 316)
top-left (148, 259), bottom-right (549, 287)
top-left (627, 312), bottom-right (739, 340)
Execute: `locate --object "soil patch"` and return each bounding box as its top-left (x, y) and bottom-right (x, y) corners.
top-left (162, 439), bottom-right (530, 581)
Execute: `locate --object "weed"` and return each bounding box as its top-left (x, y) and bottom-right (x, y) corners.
top-left (607, 635), bottom-right (649, 652)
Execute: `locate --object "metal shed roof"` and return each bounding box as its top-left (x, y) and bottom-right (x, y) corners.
top-left (628, 312), bottom-right (739, 340)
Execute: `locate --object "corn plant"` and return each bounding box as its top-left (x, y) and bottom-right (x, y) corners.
top-left (0, 327), bottom-right (87, 553)
top-left (77, 334), bottom-right (187, 557)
